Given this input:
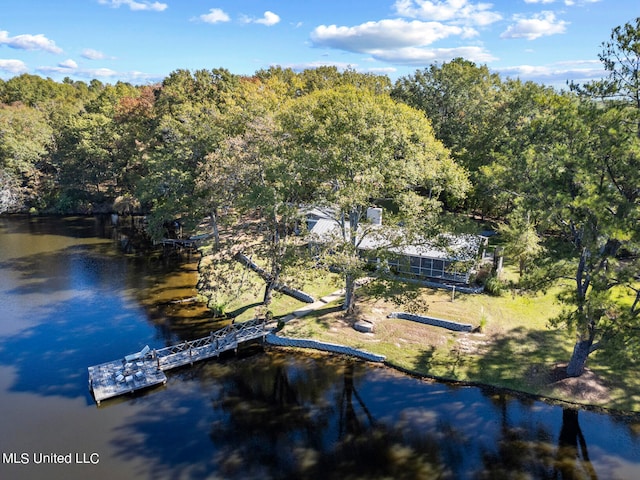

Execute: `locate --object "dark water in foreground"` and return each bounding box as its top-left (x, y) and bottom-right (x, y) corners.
top-left (0, 216), bottom-right (638, 480)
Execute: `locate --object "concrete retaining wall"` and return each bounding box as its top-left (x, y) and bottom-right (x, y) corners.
top-left (388, 312), bottom-right (473, 332)
top-left (265, 333), bottom-right (386, 362)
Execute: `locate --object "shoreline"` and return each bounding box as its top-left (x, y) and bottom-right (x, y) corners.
top-left (269, 289), bottom-right (640, 416)
top-left (382, 358), bottom-right (640, 419)
top-left (265, 339), bottom-right (640, 419)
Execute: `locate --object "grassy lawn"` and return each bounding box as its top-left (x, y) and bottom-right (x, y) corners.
top-left (220, 268), bottom-right (342, 322)
top-left (191, 241), bottom-right (639, 413)
top-left (278, 275), bottom-right (640, 413)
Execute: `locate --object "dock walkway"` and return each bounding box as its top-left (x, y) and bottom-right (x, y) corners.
top-left (88, 318), bottom-right (269, 405)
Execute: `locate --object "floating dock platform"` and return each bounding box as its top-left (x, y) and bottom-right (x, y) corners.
top-left (88, 318), bottom-right (268, 405)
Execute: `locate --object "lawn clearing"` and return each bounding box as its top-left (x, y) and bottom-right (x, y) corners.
top-left (222, 268), bottom-right (341, 322)
top-left (280, 283), bottom-right (640, 412)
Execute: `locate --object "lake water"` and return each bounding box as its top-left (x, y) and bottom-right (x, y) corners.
top-left (0, 215), bottom-right (638, 480)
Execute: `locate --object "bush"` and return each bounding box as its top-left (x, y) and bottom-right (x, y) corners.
top-left (484, 275), bottom-right (506, 296)
top-left (471, 263), bottom-right (492, 286)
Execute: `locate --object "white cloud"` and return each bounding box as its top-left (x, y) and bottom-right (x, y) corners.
top-left (394, 0), bottom-right (502, 26)
top-left (367, 66), bottom-right (398, 74)
top-left (82, 67), bottom-right (119, 77)
top-left (37, 65), bottom-right (78, 75)
top-left (81, 48), bottom-right (107, 60)
top-left (197, 8), bottom-right (231, 24)
top-left (311, 19), bottom-right (467, 52)
top-left (0, 59), bottom-right (28, 74)
top-left (310, 17), bottom-right (496, 68)
top-left (283, 62), bottom-right (398, 76)
top-left (0, 30), bottom-right (63, 54)
top-left (496, 59), bottom-right (603, 86)
top-left (525, 0), bottom-right (601, 5)
top-left (255, 11), bottom-right (281, 26)
top-left (58, 59), bottom-right (78, 69)
top-left (501, 11), bottom-right (568, 40)
top-left (98, 0), bottom-right (168, 12)
top-left (81, 68), bottom-right (162, 83)
top-left (278, 61), bottom-right (358, 72)
top-left (34, 64), bottom-right (162, 83)
top-left (371, 45), bottom-right (497, 65)
top-left (564, 0), bottom-right (600, 5)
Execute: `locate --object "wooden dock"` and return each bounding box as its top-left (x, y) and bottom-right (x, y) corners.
top-left (88, 318), bottom-right (269, 405)
top-left (160, 232), bottom-right (214, 249)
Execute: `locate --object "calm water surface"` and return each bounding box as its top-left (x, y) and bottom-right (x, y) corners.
top-left (0, 216), bottom-right (638, 480)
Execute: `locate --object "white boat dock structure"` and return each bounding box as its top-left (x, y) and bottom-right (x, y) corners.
top-left (88, 318), bottom-right (269, 405)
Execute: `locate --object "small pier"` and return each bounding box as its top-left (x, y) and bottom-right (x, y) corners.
top-left (160, 233), bottom-right (214, 249)
top-left (88, 318), bottom-right (269, 405)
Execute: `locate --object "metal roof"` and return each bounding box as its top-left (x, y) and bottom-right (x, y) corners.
top-left (309, 218), bottom-right (484, 261)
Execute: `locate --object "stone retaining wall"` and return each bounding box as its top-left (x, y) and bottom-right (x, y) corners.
top-left (388, 312), bottom-right (473, 332)
top-left (265, 333), bottom-right (386, 362)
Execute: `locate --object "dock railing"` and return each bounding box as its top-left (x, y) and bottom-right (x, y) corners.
top-left (154, 318), bottom-right (268, 370)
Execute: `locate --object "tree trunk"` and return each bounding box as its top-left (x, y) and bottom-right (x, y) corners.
top-left (566, 339), bottom-right (592, 377)
top-left (210, 210), bottom-right (220, 250)
top-left (263, 280), bottom-right (275, 306)
top-left (263, 258), bottom-right (281, 307)
top-left (342, 208), bottom-right (360, 315)
top-left (519, 258), bottom-right (525, 278)
top-left (343, 273), bottom-right (355, 314)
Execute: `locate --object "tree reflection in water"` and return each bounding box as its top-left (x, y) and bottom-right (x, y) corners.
top-left (108, 349), bottom-right (638, 480)
top-left (554, 409), bottom-right (598, 480)
top-left (209, 355), bottom-right (449, 479)
top-left (480, 394), bottom-right (599, 480)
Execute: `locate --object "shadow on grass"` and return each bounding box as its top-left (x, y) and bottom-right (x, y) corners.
top-left (408, 326), bottom-right (573, 392)
top-left (465, 326), bottom-right (571, 391)
top-left (309, 304), bottom-right (344, 317)
top-left (225, 302), bottom-right (263, 319)
top-left (413, 345), bottom-right (437, 372)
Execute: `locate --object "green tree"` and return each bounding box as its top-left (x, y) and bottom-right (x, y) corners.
top-left (280, 86), bottom-right (468, 313)
top-left (571, 17), bottom-right (640, 136)
top-left (55, 112), bottom-right (119, 200)
top-left (255, 66), bottom-right (391, 99)
top-left (194, 75), bottom-right (308, 311)
top-left (111, 85), bottom-right (157, 196)
top-left (202, 113), bottom-right (312, 308)
top-left (551, 19), bottom-right (640, 377)
top-left (0, 103), bottom-right (53, 212)
top-left (138, 69), bottom-right (236, 239)
top-left (51, 82), bottom-right (141, 211)
top-left (557, 102), bottom-right (639, 377)
top-left (519, 20), bottom-right (640, 377)
top-left (497, 207), bottom-right (544, 279)
top-left (475, 80), bottom-right (561, 217)
top-left (392, 59), bottom-right (502, 212)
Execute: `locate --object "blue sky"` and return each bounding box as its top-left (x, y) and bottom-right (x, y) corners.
top-left (0, 0), bottom-right (637, 87)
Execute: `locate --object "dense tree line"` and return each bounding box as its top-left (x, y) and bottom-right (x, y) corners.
top-left (1, 19), bottom-right (638, 378)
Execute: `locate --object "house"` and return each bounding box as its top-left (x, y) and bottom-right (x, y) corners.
top-left (307, 207), bottom-right (487, 285)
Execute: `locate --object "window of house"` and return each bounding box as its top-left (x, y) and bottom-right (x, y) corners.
top-left (432, 259), bottom-right (444, 277)
top-left (410, 256), bottom-right (421, 274)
